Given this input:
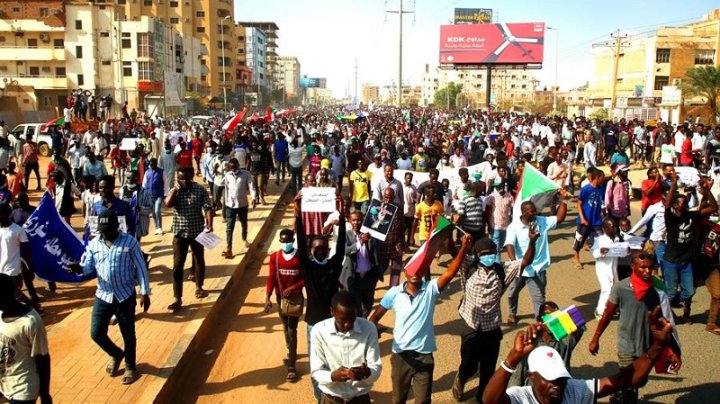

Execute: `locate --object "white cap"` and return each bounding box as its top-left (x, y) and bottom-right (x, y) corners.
top-left (527, 346), bottom-right (571, 381)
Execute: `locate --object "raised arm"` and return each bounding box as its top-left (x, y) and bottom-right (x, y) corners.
top-left (437, 234), bottom-right (472, 290)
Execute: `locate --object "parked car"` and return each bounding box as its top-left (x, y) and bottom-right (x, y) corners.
top-left (10, 123), bottom-right (54, 157)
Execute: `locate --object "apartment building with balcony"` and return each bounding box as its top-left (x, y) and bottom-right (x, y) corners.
top-left (276, 56), bottom-right (301, 99)
top-left (122, 0), bottom-right (235, 99)
top-left (237, 22), bottom-right (278, 90)
top-left (244, 27), bottom-right (267, 90)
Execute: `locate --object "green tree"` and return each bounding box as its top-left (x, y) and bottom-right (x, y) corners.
top-left (682, 65), bottom-right (720, 121)
top-left (434, 82), bottom-right (463, 109)
top-left (589, 108), bottom-right (609, 121)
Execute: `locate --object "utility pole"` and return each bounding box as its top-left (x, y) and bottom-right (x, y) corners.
top-left (353, 58), bottom-right (359, 101)
top-left (386, 0), bottom-right (414, 107)
top-left (609, 29), bottom-right (628, 121)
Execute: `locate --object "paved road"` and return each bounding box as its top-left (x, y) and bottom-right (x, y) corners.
top-left (168, 196), bottom-right (719, 403)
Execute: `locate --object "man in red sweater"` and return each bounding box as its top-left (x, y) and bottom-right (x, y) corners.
top-left (265, 228), bottom-right (304, 383)
top-left (175, 141), bottom-right (194, 170)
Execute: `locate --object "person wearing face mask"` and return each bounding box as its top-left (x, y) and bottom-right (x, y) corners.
top-left (265, 228), bottom-right (305, 383)
top-left (294, 193), bottom-right (346, 402)
top-left (451, 228), bottom-right (539, 402)
top-left (119, 170), bottom-right (152, 246)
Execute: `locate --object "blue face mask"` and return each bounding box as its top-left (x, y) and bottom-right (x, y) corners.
top-left (311, 256), bottom-right (329, 265)
top-left (281, 242), bottom-right (294, 253)
top-left (478, 254), bottom-right (496, 267)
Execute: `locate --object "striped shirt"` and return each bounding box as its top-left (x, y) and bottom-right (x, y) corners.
top-left (82, 232), bottom-right (150, 303)
top-left (456, 195), bottom-right (485, 232)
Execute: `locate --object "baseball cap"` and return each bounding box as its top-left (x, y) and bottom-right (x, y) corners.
top-left (614, 164), bottom-right (630, 175)
top-left (97, 210), bottom-right (119, 232)
top-left (527, 346), bottom-right (571, 381)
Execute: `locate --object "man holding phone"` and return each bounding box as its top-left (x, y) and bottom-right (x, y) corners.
top-left (71, 210), bottom-right (151, 385)
top-left (310, 291), bottom-right (381, 404)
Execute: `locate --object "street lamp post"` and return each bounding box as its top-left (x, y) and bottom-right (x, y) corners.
top-left (221, 15), bottom-right (230, 113)
top-left (547, 26), bottom-right (559, 113)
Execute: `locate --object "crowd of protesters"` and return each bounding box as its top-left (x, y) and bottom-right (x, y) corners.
top-left (0, 98), bottom-right (719, 403)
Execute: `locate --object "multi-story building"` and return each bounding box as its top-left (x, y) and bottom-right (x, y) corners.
top-left (244, 27), bottom-right (267, 90)
top-left (0, 1), bottom-right (201, 116)
top-left (590, 9), bottom-right (719, 122)
top-left (361, 84), bottom-right (379, 105)
top-left (420, 64), bottom-right (537, 108)
top-left (237, 22), bottom-right (278, 90)
top-left (122, 0), bottom-right (235, 99)
top-left (379, 83), bottom-right (422, 106)
top-left (276, 56), bottom-right (301, 99)
top-left (306, 87), bottom-right (333, 105)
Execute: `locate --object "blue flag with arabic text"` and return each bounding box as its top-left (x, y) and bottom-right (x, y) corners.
top-left (23, 192), bottom-right (95, 282)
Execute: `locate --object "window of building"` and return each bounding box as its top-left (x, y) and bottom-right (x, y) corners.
top-left (78, 74), bottom-right (84, 86)
top-left (75, 20), bottom-right (82, 30)
top-left (100, 31), bottom-right (110, 37)
top-left (170, 0), bottom-right (178, 6)
top-left (196, 11), bottom-right (205, 17)
top-left (123, 61), bottom-right (132, 77)
top-left (56, 67), bottom-right (66, 77)
top-left (76, 46), bottom-right (83, 58)
top-left (12, 7), bottom-right (19, 12)
top-left (138, 61), bottom-right (153, 81)
top-left (656, 48), bottom-right (670, 63)
top-left (654, 75), bottom-right (669, 90)
top-left (695, 49), bottom-right (715, 65)
top-left (53, 39), bottom-right (63, 49)
top-left (170, 18), bottom-right (179, 24)
top-left (238, 48), bottom-right (245, 54)
top-left (217, 57), bottom-right (231, 66)
top-left (27, 39), bottom-right (38, 48)
top-left (118, 0), bottom-right (127, 4)
top-left (200, 59), bottom-right (206, 65)
top-left (122, 38), bottom-right (131, 48)
top-left (196, 27), bottom-right (205, 33)
top-left (137, 33), bottom-right (153, 57)
top-left (238, 35), bottom-right (245, 41)
top-left (40, 8), bottom-right (48, 17)
top-left (144, 0), bottom-right (152, 5)
top-left (201, 75), bottom-right (207, 82)
top-left (102, 60), bottom-right (111, 66)
top-left (29, 67), bottom-right (40, 77)
top-left (521, 84), bottom-right (527, 89)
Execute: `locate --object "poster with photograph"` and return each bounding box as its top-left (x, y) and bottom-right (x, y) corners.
top-left (360, 199), bottom-right (398, 241)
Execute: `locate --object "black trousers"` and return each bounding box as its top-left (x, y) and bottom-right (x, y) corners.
top-left (456, 325), bottom-right (503, 402)
top-left (349, 272), bottom-right (378, 318)
top-left (391, 351), bottom-right (434, 404)
top-left (172, 236), bottom-right (205, 298)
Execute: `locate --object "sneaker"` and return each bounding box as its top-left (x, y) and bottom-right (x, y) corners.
top-left (155, 228), bottom-right (163, 235)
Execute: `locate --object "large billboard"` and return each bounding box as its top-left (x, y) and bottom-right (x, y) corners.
top-left (300, 77), bottom-right (322, 88)
top-left (439, 22), bottom-right (545, 65)
top-left (454, 8), bottom-right (493, 24)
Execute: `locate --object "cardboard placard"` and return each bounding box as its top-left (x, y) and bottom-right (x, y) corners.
top-left (301, 187), bottom-right (337, 213)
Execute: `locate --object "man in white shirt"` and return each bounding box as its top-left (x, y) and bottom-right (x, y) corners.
top-left (311, 291), bottom-right (382, 404)
top-left (0, 203), bottom-right (39, 309)
top-left (223, 157), bottom-right (255, 258)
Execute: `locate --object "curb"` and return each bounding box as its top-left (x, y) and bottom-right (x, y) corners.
top-left (152, 182), bottom-right (293, 403)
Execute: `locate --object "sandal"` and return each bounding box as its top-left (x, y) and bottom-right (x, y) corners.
top-left (121, 368), bottom-right (139, 385)
top-left (286, 367), bottom-right (298, 383)
top-left (451, 375), bottom-right (464, 401)
top-left (505, 314), bottom-right (517, 326)
top-left (706, 327), bottom-right (720, 335)
top-left (574, 262), bottom-right (584, 270)
top-left (195, 289), bottom-right (208, 299)
top-left (106, 355), bottom-right (124, 376)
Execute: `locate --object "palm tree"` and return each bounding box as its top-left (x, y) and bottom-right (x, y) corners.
top-left (682, 65), bottom-right (720, 122)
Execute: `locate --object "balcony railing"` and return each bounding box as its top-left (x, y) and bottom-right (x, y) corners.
top-left (0, 46), bottom-right (65, 61)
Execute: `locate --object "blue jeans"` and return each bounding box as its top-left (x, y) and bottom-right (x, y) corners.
top-left (506, 271), bottom-right (547, 318)
top-left (307, 324), bottom-right (321, 403)
top-left (90, 294), bottom-right (137, 369)
top-left (662, 260), bottom-right (695, 303)
top-left (152, 196), bottom-right (163, 230)
top-left (492, 229), bottom-right (507, 263)
top-left (654, 241), bottom-right (666, 269)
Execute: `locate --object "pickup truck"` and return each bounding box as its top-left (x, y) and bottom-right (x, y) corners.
top-left (9, 123), bottom-right (54, 157)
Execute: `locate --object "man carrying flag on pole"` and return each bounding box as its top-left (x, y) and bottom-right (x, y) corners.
top-left (370, 217), bottom-right (471, 404)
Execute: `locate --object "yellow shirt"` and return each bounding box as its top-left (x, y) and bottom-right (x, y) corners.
top-left (415, 201), bottom-right (444, 241)
top-left (350, 169), bottom-right (371, 202)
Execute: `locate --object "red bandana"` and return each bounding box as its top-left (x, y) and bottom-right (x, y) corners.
top-left (630, 273), bottom-right (653, 301)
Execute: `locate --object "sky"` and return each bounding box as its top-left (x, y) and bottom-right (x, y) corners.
top-left (235, 0), bottom-right (717, 98)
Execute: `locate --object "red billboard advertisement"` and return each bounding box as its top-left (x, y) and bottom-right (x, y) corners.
top-left (439, 22), bottom-right (545, 65)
